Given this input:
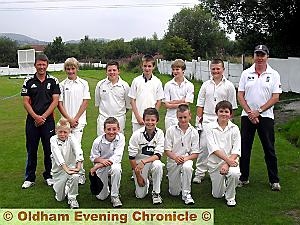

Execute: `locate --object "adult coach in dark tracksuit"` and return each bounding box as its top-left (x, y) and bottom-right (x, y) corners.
top-left (21, 54), bottom-right (60, 189)
top-left (237, 45), bottom-right (282, 191)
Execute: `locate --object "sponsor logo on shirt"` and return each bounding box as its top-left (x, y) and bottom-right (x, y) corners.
top-left (247, 76), bottom-right (255, 80)
top-left (31, 84), bottom-right (37, 88)
top-left (141, 145), bottom-right (155, 156)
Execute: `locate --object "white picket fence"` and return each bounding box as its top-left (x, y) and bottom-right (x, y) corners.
top-left (157, 58), bottom-right (300, 93)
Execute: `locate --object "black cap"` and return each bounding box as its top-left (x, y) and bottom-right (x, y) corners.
top-left (254, 45), bottom-right (269, 55)
top-left (89, 172), bottom-right (103, 195)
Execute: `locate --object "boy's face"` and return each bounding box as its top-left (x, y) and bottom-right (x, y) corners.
top-left (106, 65), bottom-right (120, 82)
top-left (210, 63), bottom-right (224, 80)
top-left (57, 127), bottom-right (70, 141)
top-left (216, 107), bottom-right (232, 123)
top-left (172, 67), bottom-right (184, 79)
top-left (142, 61), bottom-right (155, 76)
top-left (144, 114), bottom-right (158, 133)
top-left (104, 123), bottom-right (120, 142)
top-left (65, 66), bottom-right (78, 80)
top-left (177, 110), bottom-right (191, 127)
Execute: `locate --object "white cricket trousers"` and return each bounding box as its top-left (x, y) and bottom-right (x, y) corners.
top-left (167, 160), bottom-right (194, 196)
top-left (53, 170), bottom-right (80, 201)
top-left (96, 163), bottom-right (122, 199)
top-left (209, 166), bottom-right (240, 201)
top-left (71, 123), bottom-right (86, 178)
top-left (133, 160), bottom-right (164, 198)
top-left (164, 117), bottom-right (178, 131)
top-left (194, 125), bottom-right (208, 178)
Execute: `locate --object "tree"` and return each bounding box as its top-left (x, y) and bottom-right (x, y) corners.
top-left (130, 35), bottom-right (161, 55)
top-left (165, 5), bottom-right (230, 59)
top-left (161, 36), bottom-right (194, 61)
top-left (44, 36), bottom-right (67, 63)
top-left (201, 0), bottom-right (300, 57)
top-left (0, 37), bottom-right (18, 67)
top-left (102, 39), bottom-right (132, 60)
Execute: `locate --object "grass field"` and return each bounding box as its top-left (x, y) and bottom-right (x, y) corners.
top-left (0, 69), bottom-right (300, 225)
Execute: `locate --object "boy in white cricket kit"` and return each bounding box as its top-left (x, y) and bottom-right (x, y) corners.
top-left (206, 100), bottom-right (241, 207)
top-left (164, 59), bottom-right (194, 130)
top-left (50, 119), bottom-right (84, 209)
top-left (164, 104), bottom-right (199, 205)
top-left (95, 61), bottom-right (130, 136)
top-left (128, 54), bottom-right (164, 132)
top-left (58, 57), bottom-right (91, 185)
top-left (193, 58), bottom-right (237, 184)
top-left (90, 117), bottom-right (125, 208)
top-left (128, 108), bottom-right (165, 204)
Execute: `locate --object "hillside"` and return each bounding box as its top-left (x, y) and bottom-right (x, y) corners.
top-left (0, 33), bottom-right (48, 45)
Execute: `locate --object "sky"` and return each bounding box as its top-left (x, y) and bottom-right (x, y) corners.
top-left (0, 0), bottom-right (200, 42)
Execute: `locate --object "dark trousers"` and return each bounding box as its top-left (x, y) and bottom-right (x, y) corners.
top-left (239, 116), bottom-right (279, 183)
top-left (25, 117), bottom-right (55, 182)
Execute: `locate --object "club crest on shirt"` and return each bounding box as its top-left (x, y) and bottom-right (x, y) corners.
top-left (266, 76), bottom-right (270, 82)
top-left (47, 83), bottom-right (51, 89)
top-left (21, 88), bottom-right (27, 94)
top-left (31, 84), bottom-right (37, 88)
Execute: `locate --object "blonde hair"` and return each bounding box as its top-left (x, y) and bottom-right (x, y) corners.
top-left (64, 57), bottom-right (79, 71)
top-left (171, 59), bottom-right (186, 70)
top-left (56, 118), bottom-right (71, 130)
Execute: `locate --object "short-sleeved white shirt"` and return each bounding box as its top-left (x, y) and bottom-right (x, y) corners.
top-left (206, 120), bottom-right (241, 168)
top-left (95, 77), bottom-right (130, 118)
top-left (128, 74), bottom-right (164, 123)
top-left (128, 127), bottom-right (164, 161)
top-left (90, 133), bottom-right (125, 165)
top-left (238, 64), bottom-right (282, 119)
top-left (196, 76), bottom-right (237, 123)
top-left (59, 77), bottom-right (91, 125)
top-left (164, 77), bottom-right (194, 118)
top-left (164, 124), bottom-right (199, 164)
top-left (50, 134), bottom-right (84, 173)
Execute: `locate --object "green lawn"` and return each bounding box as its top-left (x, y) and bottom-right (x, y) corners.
top-left (0, 70), bottom-right (299, 225)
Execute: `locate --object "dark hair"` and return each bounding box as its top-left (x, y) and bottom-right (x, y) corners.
top-left (142, 54), bottom-right (155, 66)
top-left (104, 117), bottom-right (120, 129)
top-left (106, 61), bottom-right (120, 70)
top-left (177, 104), bottom-right (189, 113)
top-left (215, 100), bottom-right (233, 114)
top-left (143, 107), bottom-right (159, 121)
top-left (35, 54), bottom-right (49, 64)
top-left (210, 58), bottom-right (224, 68)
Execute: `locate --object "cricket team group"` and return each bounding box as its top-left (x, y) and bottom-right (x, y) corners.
top-left (20, 44), bottom-right (282, 209)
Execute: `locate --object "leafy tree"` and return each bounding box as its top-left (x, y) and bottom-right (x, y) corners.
top-left (0, 37), bottom-right (18, 67)
top-left (161, 36), bottom-right (194, 61)
top-left (44, 36), bottom-right (67, 63)
top-left (130, 33), bottom-right (162, 55)
top-left (201, 0), bottom-right (300, 57)
top-left (65, 43), bottom-right (80, 59)
top-left (102, 39), bottom-right (132, 60)
top-left (78, 35), bottom-right (99, 61)
top-left (166, 5), bottom-right (229, 59)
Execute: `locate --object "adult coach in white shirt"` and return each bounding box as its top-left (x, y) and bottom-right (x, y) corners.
top-left (95, 61), bottom-right (130, 136)
top-left (193, 59), bottom-right (237, 184)
top-left (237, 45), bottom-right (282, 191)
top-left (58, 57), bottom-right (91, 184)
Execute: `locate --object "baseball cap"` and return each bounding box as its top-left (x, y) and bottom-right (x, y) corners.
top-left (254, 45), bottom-right (269, 55)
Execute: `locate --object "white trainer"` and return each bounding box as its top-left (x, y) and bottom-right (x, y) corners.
top-left (111, 196), bottom-right (122, 208)
top-left (21, 181), bottom-right (35, 189)
top-left (182, 193), bottom-right (195, 205)
top-left (46, 178), bottom-right (54, 187)
top-left (192, 176), bottom-right (203, 184)
top-left (270, 183), bottom-right (281, 191)
top-left (152, 193), bottom-right (163, 204)
top-left (68, 198), bottom-right (79, 209)
top-left (227, 199), bottom-right (236, 207)
top-left (79, 174), bottom-right (86, 185)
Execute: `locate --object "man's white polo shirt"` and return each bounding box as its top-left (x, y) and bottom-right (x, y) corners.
top-left (238, 64), bottom-right (282, 119)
